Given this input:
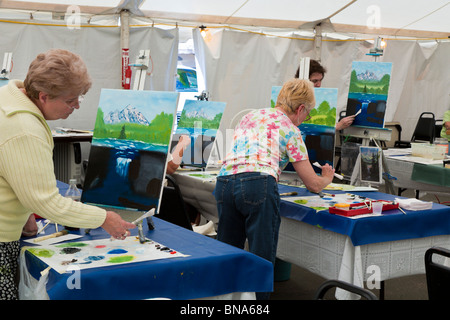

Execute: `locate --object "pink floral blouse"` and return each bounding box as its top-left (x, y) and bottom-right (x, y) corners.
top-left (219, 108), bottom-right (308, 179)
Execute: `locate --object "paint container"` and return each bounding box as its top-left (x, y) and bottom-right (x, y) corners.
top-left (372, 201), bottom-right (383, 215)
top-left (334, 203), bottom-right (350, 210)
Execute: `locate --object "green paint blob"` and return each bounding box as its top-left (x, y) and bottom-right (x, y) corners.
top-left (311, 207), bottom-right (328, 211)
top-left (107, 255), bottom-right (135, 263)
top-left (28, 248), bottom-right (55, 258)
top-left (56, 242), bottom-right (88, 248)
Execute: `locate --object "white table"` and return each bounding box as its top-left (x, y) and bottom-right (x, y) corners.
top-left (173, 171), bottom-right (219, 225)
top-left (276, 216), bottom-right (450, 299)
top-left (384, 149), bottom-right (450, 196)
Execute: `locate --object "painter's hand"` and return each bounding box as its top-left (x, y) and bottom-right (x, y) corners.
top-left (178, 135), bottom-right (191, 149)
top-left (22, 214), bottom-right (38, 237)
top-left (320, 163), bottom-right (335, 184)
top-left (335, 115), bottom-right (355, 131)
top-left (101, 211), bottom-right (136, 240)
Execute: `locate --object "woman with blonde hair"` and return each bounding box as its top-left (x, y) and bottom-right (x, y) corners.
top-left (0, 49), bottom-right (135, 299)
top-left (214, 78), bottom-right (335, 299)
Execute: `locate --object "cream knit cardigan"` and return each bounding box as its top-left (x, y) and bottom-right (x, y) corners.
top-left (0, 80), bottom-right (106, 242)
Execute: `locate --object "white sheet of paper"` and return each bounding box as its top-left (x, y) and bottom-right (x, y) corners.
top-left (25, 236), bottom-right (189, 274)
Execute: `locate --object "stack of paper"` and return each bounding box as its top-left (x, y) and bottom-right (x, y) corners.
top-left (395, 198), bottom-right (433, 211)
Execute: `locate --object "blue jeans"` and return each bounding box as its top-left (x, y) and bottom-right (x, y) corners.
top-left (215, 172), bottom-right (280, 298)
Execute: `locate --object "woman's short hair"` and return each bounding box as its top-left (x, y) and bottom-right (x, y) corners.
top-left (24, 49), bottom-right (92, 100)
top-left (276, 78), bottom-right (315, 114)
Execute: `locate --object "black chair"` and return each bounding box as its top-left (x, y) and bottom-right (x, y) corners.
top-left (425, 247), bottom-right (450, 300)
top-left (157, 174), bottom-right (193, 231)
top-left (334, 111), bottom-right (347, 172)
top-left (394, 112), bottom-right (436, 148)
top-left (314, 279), bottom-right (378, 300)
top-left (435, 119), bottom-right (443, 140)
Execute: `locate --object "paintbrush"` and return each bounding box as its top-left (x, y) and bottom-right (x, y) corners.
top-left (34, 230), bottom-right (69, 243)
top-left (110, 208), bottom-right (156, 241)
top-left (132, 208), bottom-right (155, 225)
top-left (280, 192), bottom-right (298, 196)
top-left (37, 220), bottom-right (51, 234)
top-left (313, 162), bottom-right (344, 180)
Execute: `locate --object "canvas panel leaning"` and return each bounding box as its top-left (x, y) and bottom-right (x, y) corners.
top-left (359, 146), bottom-right (382, 184)
top-left (81, 89), bottom-right (178, 212)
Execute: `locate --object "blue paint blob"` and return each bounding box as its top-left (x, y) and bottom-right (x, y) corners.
top-left (107, 249), bottom-right (128, 254)
top-left (84, 255), bottom-right (105, 262)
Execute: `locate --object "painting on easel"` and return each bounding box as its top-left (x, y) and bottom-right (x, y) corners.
top-left (81, 89), bottom-right (178, 212)
top-left (346, 61), bottom-right (392, 128)
top-left (173, 99), bottom-right (226, 167)
top-left (301, 87), bottom-right (338, 168)
top-left (271, 86), bottom-right (338, 169)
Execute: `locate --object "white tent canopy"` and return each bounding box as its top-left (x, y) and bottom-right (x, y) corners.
top-left (1, 0), bottom-right (449, 37)
top-left (0, 0), bottom-right (449, 147)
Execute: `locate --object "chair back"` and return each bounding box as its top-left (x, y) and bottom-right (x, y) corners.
top-left (425, 247), bottom-right (450, 300)
top-left (314, 280), bottom-right (378, 300)
top-left (411, 112), bottom-right (435, 143)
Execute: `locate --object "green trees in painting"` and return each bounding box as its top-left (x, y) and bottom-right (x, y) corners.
top-left (177, 109), bottom-right (223, 129)
top-left (93, 108), bottom-right (173, 144)
top-left (349, 70), bottom-right (390, 95)
top-left (305, 100), bottom-right (336, 127)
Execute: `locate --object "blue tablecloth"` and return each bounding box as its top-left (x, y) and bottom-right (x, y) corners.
top-left (23, 217), bottom-right (273, 300)
top-left (278, 184), bottom-right (450, 246)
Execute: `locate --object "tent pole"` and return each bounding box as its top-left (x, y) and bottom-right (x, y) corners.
top-left (314, 24), bottom-right (322, 62)
top-left (120, 9), bottom-right (130, 49)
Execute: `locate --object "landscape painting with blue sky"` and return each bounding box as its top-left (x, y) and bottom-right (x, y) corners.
top-left (82, 89), bottom-right (179, 211)
top-left (174, 99), bottom-right (226, 166)
top-left (346, 61), bottom-right (392, 128)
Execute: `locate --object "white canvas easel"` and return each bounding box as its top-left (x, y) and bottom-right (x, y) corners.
top-left (130, 49), bottom-right (150, 91)
top-left (1, 52), bottom-right (12, 80)
top-left (298, 57), bottom-right (310, 80)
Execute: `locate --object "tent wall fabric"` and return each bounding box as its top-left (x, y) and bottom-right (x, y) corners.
top-left (0, 21), bottom-right (179, 130)
top-left (0, 10), bottom-right (448, 146)
top-left (193, 27), bottom-right (450, 142)
top-left (193, 28), bottom-right (313, 137)
top-left (384, 40), bottom-right (450, 138)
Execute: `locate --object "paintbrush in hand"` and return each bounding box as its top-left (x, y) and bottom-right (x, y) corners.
top-left (132, 208), bottom-right (155, 225)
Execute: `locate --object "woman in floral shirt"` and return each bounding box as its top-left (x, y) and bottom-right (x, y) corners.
top-left (214, 79), bottom-right (335, 299)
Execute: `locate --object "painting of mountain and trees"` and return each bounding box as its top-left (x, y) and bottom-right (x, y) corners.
top-left (81, 89), bottom-right (178, 212)
top-left (346, 61), bottom-right (393, 128)
top-left (173, 99), bottom-right (226, 167)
